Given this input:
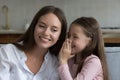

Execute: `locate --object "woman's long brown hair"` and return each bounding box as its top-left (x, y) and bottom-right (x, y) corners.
top-left (71, 17), bottom-right (109, 80)
top-left (13, 6), bottom-right (67, 56)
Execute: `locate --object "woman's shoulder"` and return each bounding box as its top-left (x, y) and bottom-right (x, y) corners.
top-left (0, 43), bottom-right (23, 61)
top-left (0, 43), bottom-right (15, 51)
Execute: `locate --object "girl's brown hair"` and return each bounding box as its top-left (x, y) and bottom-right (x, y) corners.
top-left (71, 17), bottom-right (109, 80)
top-left (13, 6), bottom-right (67, 56)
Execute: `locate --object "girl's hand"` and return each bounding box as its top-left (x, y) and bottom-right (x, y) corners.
top-left (59, 39), bottom-right (74, 65)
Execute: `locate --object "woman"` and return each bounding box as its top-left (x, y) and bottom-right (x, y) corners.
top-left (0, 5), bottom-right (67, 80)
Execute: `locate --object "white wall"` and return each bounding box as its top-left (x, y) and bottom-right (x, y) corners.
top-left (63, 0), bottom-right (120, 27)
top-left (0, 0), bottom-right (120, 30)
top-left (0, 0), bottom-right (65, 30)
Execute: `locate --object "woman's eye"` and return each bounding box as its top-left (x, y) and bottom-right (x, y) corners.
top-left (39, 25), bottom-right (44, 27)
top-left (51, 28), bottom-right (58, 32)
top-left (39, 25), bottom-right (46, 28)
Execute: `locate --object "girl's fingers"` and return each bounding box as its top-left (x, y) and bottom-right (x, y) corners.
top-left (62, 40), bottom-right (67, 49)
top-left (68, 39), bottom-right (71, 50)
top-left (66, 39), bottom-right (69, 49)
top-left (59, 38), bottom-right (73, 63)
top-left (60, 38), bottom-right (72, 55)
top-left (64, 39), bottom-right (69, 49)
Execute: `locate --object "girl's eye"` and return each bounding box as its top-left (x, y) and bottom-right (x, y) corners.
top-left (73, 36), bottom-right (78, 39)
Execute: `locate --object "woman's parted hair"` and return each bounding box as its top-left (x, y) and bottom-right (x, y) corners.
top-left (72, 17), bottom-right (109, 80)
top-left (14, 6), bottom-right (67, 56)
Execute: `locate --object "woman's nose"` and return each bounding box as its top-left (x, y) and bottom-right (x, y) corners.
top-left (43, 28), bottom-right (50, 35)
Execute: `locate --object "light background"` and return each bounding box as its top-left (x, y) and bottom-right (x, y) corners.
top-left (0, 0), bottom-right (120, 30)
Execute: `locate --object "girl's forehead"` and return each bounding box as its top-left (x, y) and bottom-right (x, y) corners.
top-left (69, 24), bottom-right (84, 31)
top-left (69, 24), bottom-right (89, 36)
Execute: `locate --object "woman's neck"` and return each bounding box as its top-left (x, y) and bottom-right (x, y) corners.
top-left (26, 45), bottom-right (48, 60)
top-left (25, 46), bottom-right (49, 74)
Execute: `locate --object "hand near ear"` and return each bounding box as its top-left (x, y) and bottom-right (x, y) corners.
top-left (59, 39), bottom-right (74, 65)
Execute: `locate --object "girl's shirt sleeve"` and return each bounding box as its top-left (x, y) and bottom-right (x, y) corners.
top-left (57, 55), bottom-right (103, 80)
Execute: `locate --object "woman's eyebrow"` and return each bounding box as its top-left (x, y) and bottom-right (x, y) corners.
top-left (52, 26), bottom-right (59, 29)
top-left (38, 21), bottom-right (46, 25)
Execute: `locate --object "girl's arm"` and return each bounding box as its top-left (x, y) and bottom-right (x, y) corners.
top-left (58, 55), bottom-right (103, 80)
top-left (58, 39), bottom-right (73, 80)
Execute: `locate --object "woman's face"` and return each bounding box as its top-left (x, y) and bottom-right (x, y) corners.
top-left (68, 24), bottom-right (91, 55)
top-left (34, 13), bottom-right (61, 49)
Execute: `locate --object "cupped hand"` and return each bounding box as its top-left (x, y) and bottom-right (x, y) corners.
top-left (59, 39), bottom-right (74, 65)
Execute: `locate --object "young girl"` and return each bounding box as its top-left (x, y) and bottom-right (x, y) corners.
top-left (58, 17), bottom-right (109, 80)
top-left (0, 6), bottom-right (67, 80)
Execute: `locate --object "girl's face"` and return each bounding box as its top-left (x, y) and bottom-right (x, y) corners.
top-left (34, 13), bottom-right (61, 49)
top-left (68, 24), bottom-right (91, 55)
